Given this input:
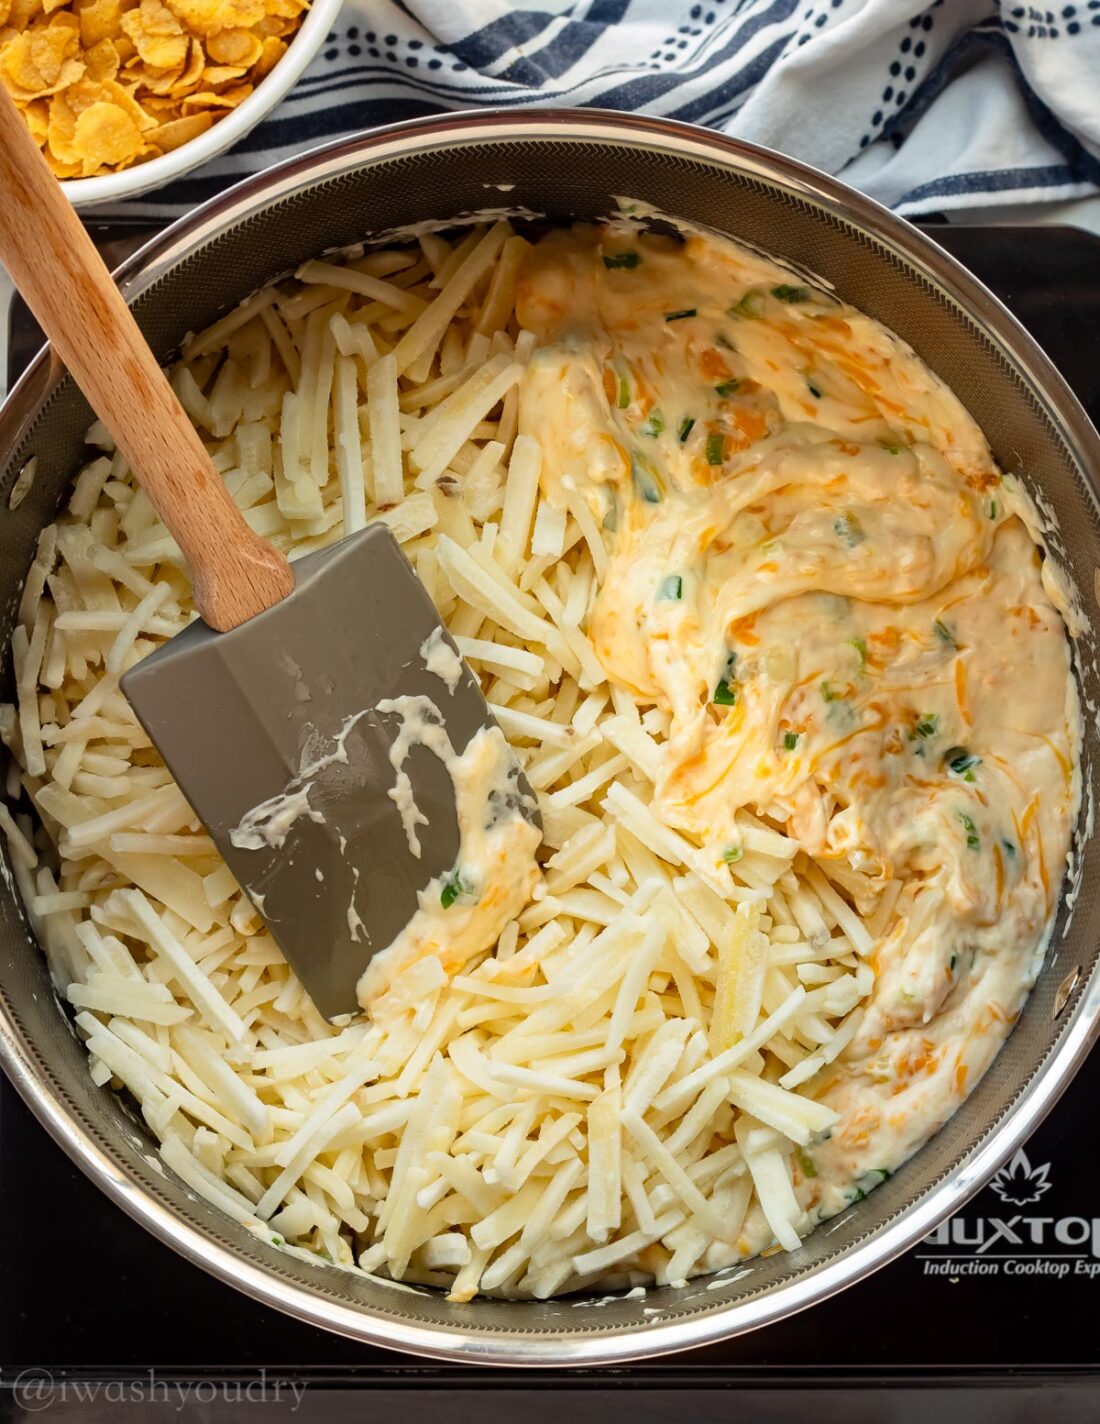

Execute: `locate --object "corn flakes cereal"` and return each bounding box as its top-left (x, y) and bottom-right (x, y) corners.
top-left (2, 26), bottom-right (83, 97)
top-left (72, 96), bottom-right (143, 168)
top-left (76, 0), bottom-right (124, 50)
top-left (149, 105), bottom-right (208, 148)
top-left (10, 1), bottom-right (47, 29)
top-left (206, 27), bottom-right (261, 67)
top-left (165, 0), bottom-right (266, 37)
top-left (1, 0), bottom-right (310, 178)
top-left (22, 91), bottom-right (46, 137)
top-left (180, 81), bottom-right (250, 111)
top-left (199, 63), bottom-right (246, 85)
top-left (121, 0), bottom-right (188, 71)
top-left (46, 87), bottom-right (78, 160)
top-left (250, 34), bottom-right (284, 80)
top-left (83, 34), bottom-right (117, 80)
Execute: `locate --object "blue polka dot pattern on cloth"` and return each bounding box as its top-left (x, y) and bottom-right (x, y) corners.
top-left (98, 0), bottom-right (1100, 223)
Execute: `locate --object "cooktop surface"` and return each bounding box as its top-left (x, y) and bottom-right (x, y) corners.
top-left (1, 222), bottom-right (1099, 1421)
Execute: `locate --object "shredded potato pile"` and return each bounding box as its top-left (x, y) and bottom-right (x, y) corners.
top-left (1, 220), bottom-right (896, 1299)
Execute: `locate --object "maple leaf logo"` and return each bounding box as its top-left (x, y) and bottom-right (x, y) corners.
top-left (990, 1149), bottom-right (1052, 1207)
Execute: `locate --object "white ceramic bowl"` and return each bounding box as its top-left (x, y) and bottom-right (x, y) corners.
top-left (58, 0), bottom-right (345, 208)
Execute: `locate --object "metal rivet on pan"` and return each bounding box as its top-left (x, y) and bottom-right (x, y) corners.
top-left (7, 456), bottom-right (37, 512)
top-left (1054, 965), bottom-right (1081, 1018)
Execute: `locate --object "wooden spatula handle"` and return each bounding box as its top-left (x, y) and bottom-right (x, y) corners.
top-left (0, 86), bottom-right (294, 633)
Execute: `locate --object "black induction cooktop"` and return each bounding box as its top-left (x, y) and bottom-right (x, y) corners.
top-left (1, 222), bottom-right (1099, 1422)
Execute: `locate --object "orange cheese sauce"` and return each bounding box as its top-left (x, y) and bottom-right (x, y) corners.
top-left (516, 223), bottom-right (1080, 1216)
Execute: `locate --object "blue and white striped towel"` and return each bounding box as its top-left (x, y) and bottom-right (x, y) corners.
top-left (110, 0), bottom-right (1100, 221)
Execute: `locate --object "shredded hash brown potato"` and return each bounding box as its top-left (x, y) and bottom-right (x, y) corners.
top-left (0, 218), bottom-right (1073, 1300)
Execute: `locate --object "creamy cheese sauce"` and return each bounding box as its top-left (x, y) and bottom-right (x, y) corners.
top-left (228, 709), bottom-right (371, 852)
top-left (219, 222), bottom-right (1079, 1264)
top-left (515, 225), bottom-right (1080, 1225)
top-left (376, 693), bottom-right (454, 857)
top-left (357, 719), bottom-right (541, 1008)
top-left (420, 626), bottom-right (465, 694)
top-left (229, 684), bottom-right (539, 1008)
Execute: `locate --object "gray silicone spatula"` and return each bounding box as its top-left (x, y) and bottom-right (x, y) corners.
top-left (0, 85), bottom-right (538, 1019)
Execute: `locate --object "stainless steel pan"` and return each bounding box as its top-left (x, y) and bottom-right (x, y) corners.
top-left (1, 110), bottom-right (1098, 1365)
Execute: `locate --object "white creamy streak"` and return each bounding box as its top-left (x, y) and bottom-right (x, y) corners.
top-left (420, 626), bottom-right (465, 694)
top-left (376, 694), bottom-right (454, 857)
top-left (228, 710), bottom-right (370, 852)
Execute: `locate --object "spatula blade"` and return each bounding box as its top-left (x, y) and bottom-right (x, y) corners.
top-left (121, 524), bottom-right (536, 1020)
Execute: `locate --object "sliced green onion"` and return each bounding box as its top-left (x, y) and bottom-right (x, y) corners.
top-left (631, 456), bottom-right (662, 504)
top-left (909, 713), bottom-right (938, 740)
top-left (821, 681), bottom-right (842, 703)
top-left (783, 731), bottom-right (799, 751)
top-left (934, 618), bottom-right (957, 648)
top-left (713, 679), bottom-right (736, 706)
top-left (945, 746), bottom-right (981, 782)
top-left (1002, 838), bottom-right (1017, 857)
top-left (440, 869), bottom-right (467, 909)
top-left (854, 1168), bottom-right (891, 1194)
top-left (772, 284), bottom-right (811, 303)
top-left (664, 308), bottom-right (696, 322)
top-left (879, 440), bottom-right (904, 454)
top-left (677, 415), bottom-right (695, 442)
top-left (799, 1150), bottom-right (818, 1178)
top-left (658, 574), bottom-right (682, 601)
top-left (958, 812), bottom-right (980, 851)
top-left (732, 290), bottom-right (766, 319)
top-left (849, 636), bottom-right (867, 669)
top-left (722, 845), bottom-right (743, 864)
top-left (806, 379), bottom-right (823, 399)
top-left (603, 251), bottom-right (641, 269)
top-left (714, 379), bottom-right (740, 397)
top-left (713, 655), bottom-right (737, 705)
top-left (834, 513), bottom-right (865, 547)
top-left (949, 953), bottom-right (958, 973)
top-left (641, 409), bottom-right (665, 438)
top-left (988, 498), bottom-right (998, 519)
top-left (616, 372), bottom-right (631, 409)
top-left (705, 432), bottom-right (725, 466)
